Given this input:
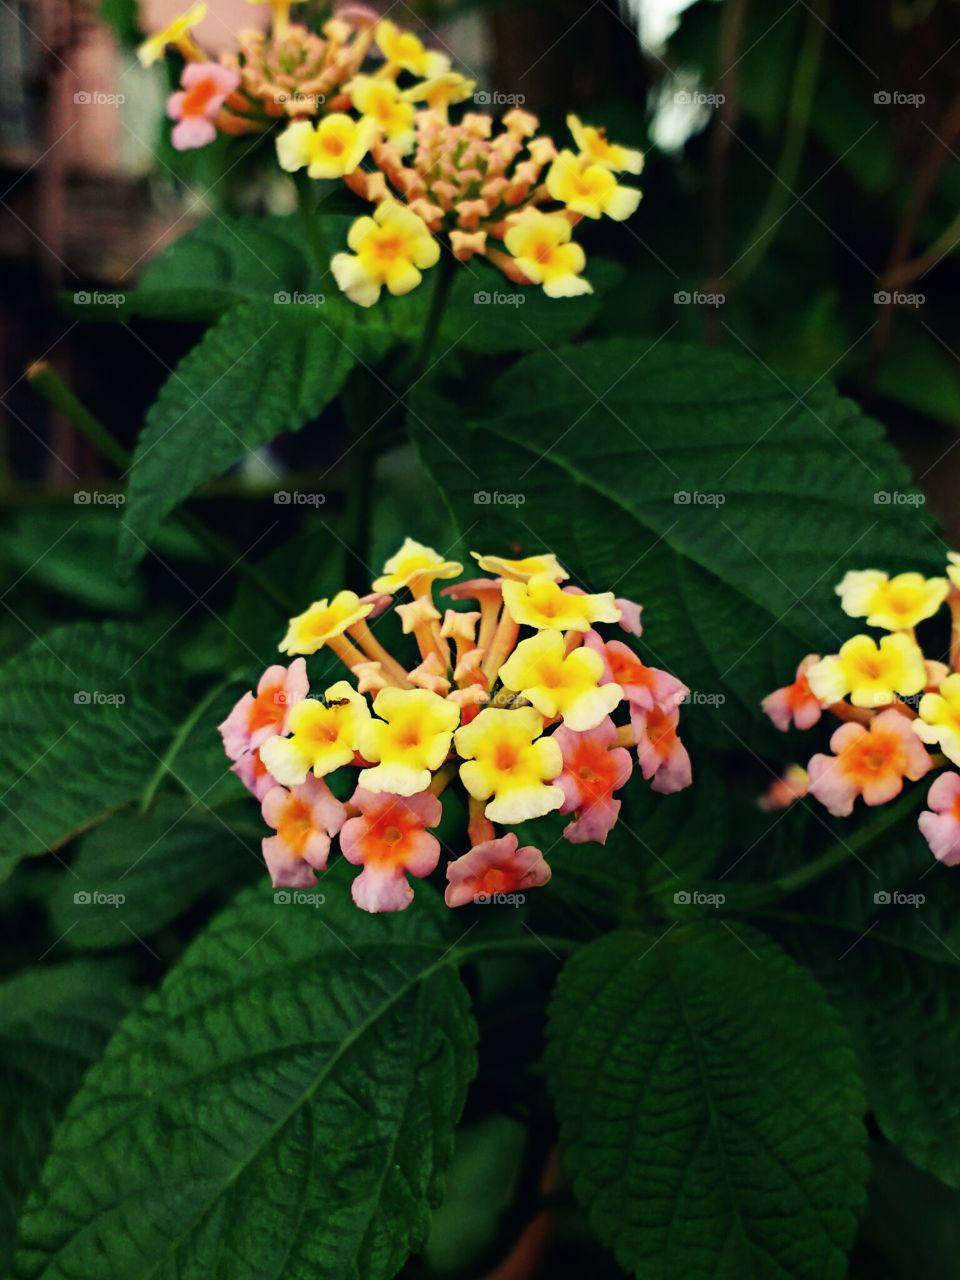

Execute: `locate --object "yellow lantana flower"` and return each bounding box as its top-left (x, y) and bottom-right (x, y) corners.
top-left (501, 574), bottom-right (620, 632)
top-left (946, 552), bottom-right (960, 591)
top-left (498, 632), bottom-right (622, 731)
top-left (137, 1), bottom-right (207, 67)
top-left (806, 633), bottom-right (927, 709)
top-left (332, 202), bottom-right (440, 308)
top-left (375, 18), bottom-right (451, 78)
top-left (471, 551), bottom-right (568, 582)
top-left (546, 150), bottom-right (642, 221)
top-left (260, 682), bottom-right (370, 785)
top-left (373, 537), bottom-right (463, 595)
top-left (455, 706), bottom-right (563, 823)
top-left (244, 0), bottom-right (303, 39)
top-left (503, 210), bottom-right (592, 298)
top-left (280, 590), bottom-right (372, 655)
top-left (915, 672), bottom-right (960, 765)
top-left (358, 688), bottom-right (461, 795)
top-left (836, 569), bottom-right (949, 631)
top-left (567, 114), bottom-right (644, 174)
top-left (276, 114), bottom-right (378, 180)
top-left (401, 72), bottom-right (477, 114)
top-left (347, 76), bottom-right (416, 153)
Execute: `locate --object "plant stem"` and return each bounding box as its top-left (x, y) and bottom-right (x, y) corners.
top-left (412, 250), bottom-right (457, 376)
top-left (27, 362), bottom-right (293, 614)
top-left (724, 0), bottom-right (827, 292)
top-left (140, 676), bottom-right (238, 813)
top-left (295, 170), bottom-right (328, 276)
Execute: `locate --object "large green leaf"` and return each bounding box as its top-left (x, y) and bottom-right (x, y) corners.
top-left (15, 868), bottom-right (477, 1280)
top-left (46, 798), bottom-right (260, 950)
top-left (0, 623), bottom-right (190, 883)
top-left (0, 959), bottom-right (139, 1271)
top-left (547, 922), bottom-right (867, 1279)
top-left (118, 299), bottom-right (372, 565)
top-left (410, 338), bottom-right (943, 739)
top-left (781, 827), bottom-right (960, 1190)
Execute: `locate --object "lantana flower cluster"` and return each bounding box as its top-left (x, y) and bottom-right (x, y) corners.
top-left (139, 4), bottom-right (643, 302)
top-left (762, 557), bottom-right (960, 866)
top-left (219, 539), bottom-right (691, 912)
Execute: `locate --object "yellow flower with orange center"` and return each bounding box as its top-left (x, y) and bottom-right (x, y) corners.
top-left (347, 76), bottom-right (416, 152)
top-left (498, 631), bottom-right (622, 731)
top-left (546, 150), bottom-right (642, 221)
top-left (332, 202), bottom-right (441, 308)
top-left (455, 706), bottom-right (563, 824)
top-left (501, 574), bottom-right (620, 632)
top-left (503, 210), bottom-right (592, 298)
top-left (567, 114), bottom-right (644, 174)
top-left (375, 18), bottom-right (451, 78)
top-left (260, 682), bottom-right (371, 785)
top-left (836, 569), bottom-right (949, 632)
top-left (806, 633), bottom-right (927, 709)
top-left (358, 688), bottom-right (461, 795)
top-left (471, 551), bottom-right (568, 582)
top-left (915, 672), bottom-right (960, 765)
top-left (137, 1), bottom-right (207, 67)
top-left (401, 72), bottom-right (477, 114)
top-left (276, 113), bottom-right (378, 179)
top-left (373, 537), bottom-right (463, 595)
top-left (279, 590), bottom-right (372, 656)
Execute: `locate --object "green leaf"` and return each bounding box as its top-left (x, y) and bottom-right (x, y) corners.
top-left (547, 922), bottom-right (867, 1279)
top-left (1, 508), bottom-right (143, 613)
top-left (410, 337), bottom-right (943, 738)
top-left (118, 299), bottom-right (379, 565)
top-left (15, 869), bottom-right (477, 1280)
top-left (0, 622), bottom-right (191, 883)
top-left (46, 798), bottom-right (260, 950)
top-left (0, 959), bottom-right (139, 1271)
top-left (781, 828), bottom-right (960, 1190)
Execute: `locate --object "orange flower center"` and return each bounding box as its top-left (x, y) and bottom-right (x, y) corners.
top-left (841, 729), bottom-right (904, 783)
top-left (277, 796), bottom-right (314, 856)
top-left (182, 76), bottom-right (222, 118)
top-left (248, 684), bottom-right (286, 734)
top-left (644, 708), bottom-right (677, 758)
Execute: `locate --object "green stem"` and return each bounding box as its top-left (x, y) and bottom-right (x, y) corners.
top-left (412, 250), bottom-right (457, 376)
top-left (140, 676), bottom-right (238, 813)
top-left (725, 0), bottom-right (827, 291)
top-left (27, 362), bottom-right (293, 614)
top-left (295, 171), bottom-right (328, 275)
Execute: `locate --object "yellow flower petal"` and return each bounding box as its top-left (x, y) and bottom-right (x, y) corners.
top-left (279, 590), bottom-right (372, 655)
top-left (373, 537), bottom-right (462, 594)
top-left (501, 574), bottom-right (619, 632)
top-left (137, 1), bottom-right (207, 67)
top-left (806, 633), bottom-right (927, 709)
top-left (498, 631), bottom-right (621, 730)
top-left (358, 687), bottom-right (461, 795)
top-left (471, 551), bottom-right (568, 582)
top-left (455, 705), bottom-right (563, 824)
top-left (260, 681), bottom-right (370, 783)
top-left (915, 672), bottom-right (960, 765)
top-left (836, 569), bottom-right (948, 631)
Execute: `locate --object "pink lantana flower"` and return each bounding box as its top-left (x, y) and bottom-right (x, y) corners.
top-left (444, 832), bottom-right (551, 907)
top-left (261, 776), bottom-right (348, 888)
top-left (758, 764), bottom-right (809, 811)
top-left (614, 598), bottom-right (643, 636)
top-left (761, 654), bottom-right (822, 732)
top-left (584, 631), bottom-right (687, 718)
top-left (219, 658), bottom-right (309, 761)
top-left (339, 787), bottom-right (442, 912)
top-left (232, 746), bottom-right (277, 801)
top-left (167, 63), bottom-right (241, 151)
top-left (807, 708), bottom-right (932, 817)
top-left (633, 705), bottom-right (692, 794)
top-left (554, 717), bottom-right (632, 844)
top-left (918, 771), bottom-right (960, 866)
